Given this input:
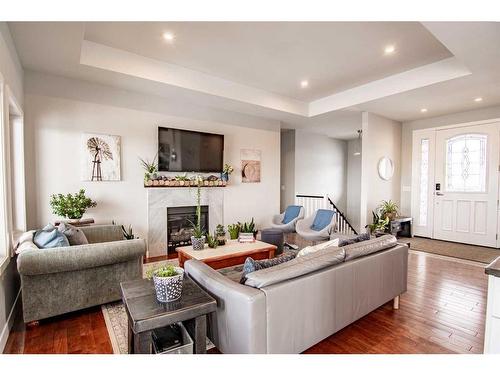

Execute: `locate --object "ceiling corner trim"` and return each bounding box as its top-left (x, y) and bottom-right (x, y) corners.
top-left (308, 57), bottom-right (471, 117)
top-left (80, 40), bottom-right (308, 117)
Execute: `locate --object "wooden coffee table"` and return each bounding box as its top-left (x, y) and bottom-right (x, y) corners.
top-left (176, 239), bottom-right (276, 269)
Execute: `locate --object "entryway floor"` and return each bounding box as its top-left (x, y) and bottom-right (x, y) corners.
top-left (405, 236), bottom-right (500, 264)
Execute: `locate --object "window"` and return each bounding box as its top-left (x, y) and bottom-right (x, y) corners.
top-left (0, 82), bottom-right (7, 258)
top-left (419, 139), bottom-right (429, 226)
top-left (445, 134), bottom-right (487, 192)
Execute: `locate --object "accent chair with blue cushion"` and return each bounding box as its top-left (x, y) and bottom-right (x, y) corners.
top-left (296, 209), bottom-right (337, 242)
top-left (271, 205), bottom-right (305, 233)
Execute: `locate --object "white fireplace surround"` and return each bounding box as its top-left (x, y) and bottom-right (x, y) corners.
top-left (147, 187), bottom-right (224, 257)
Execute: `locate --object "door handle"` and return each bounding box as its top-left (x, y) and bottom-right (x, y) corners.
top-left (436, 192), bottom-right (444, 196)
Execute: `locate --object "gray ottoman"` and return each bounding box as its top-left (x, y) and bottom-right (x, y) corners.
top-left (261, 228), bottom-right (284, 256)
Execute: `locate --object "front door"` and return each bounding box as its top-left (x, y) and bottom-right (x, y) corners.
top-left (433, 123), bottom-right (499, 247)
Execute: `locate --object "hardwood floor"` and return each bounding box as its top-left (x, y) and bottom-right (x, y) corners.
top-left (4, 250), bottom-right (488, 354)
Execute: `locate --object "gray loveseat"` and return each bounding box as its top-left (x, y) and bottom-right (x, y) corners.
top-left (185, 235), bottom-right (408, 354)
top-left (17, 225), bottom-right (146, 323)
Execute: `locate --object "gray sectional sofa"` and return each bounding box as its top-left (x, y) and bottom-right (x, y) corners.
top-left (185, 235), bottom-right (408, 354)
top-left (17, 225), bottom-right (146, 323)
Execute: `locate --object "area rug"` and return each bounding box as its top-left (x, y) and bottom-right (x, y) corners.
top-left (406, 236), bottom-right (500, 264)
top-left (102, 258), bottom-right (214, 354)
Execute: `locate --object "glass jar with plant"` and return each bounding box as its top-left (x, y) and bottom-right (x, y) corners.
top-left (139, 153), bottom-right (158, 183)
top-left (146, 264), bottom-right (184, 303)
top-left (189, 175), bottom-right (206, 250)
top-left (50, 189), bottom-right (97, 222)
top-left (215, 224), bottom-right (226, 245)
top-left (206, 232), bottom-right (219, 249)
top-left (379, 200), bottom-right (399, 221)
top-left (221, 163), bottom-right (234, 182)
top-left (227, 223), bottom-right (240, 240)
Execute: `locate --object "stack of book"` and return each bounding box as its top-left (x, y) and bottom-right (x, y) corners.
top-left (238, 233), bottom-right (255, 243)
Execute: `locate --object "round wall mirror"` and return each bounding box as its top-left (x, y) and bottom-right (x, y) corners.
top-left (378, 157), bottom-right (394, 181)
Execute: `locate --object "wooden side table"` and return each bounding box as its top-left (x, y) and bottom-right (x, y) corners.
top-left (120, 276), bottom-right (217, 354)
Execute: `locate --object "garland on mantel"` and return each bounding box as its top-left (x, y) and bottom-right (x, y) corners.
top-left (144, 175), bottom-right (227, 188)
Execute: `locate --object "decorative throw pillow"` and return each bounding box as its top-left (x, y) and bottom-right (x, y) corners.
top-left (296, 238), bottom-right (340, 258)
top-left (240, 251), bottom-right (297, 284)
top-left (58, 222), bottom-right (89, 246)
top-left (338, 232), bottom-right (371, 247)
top-left (14, 230), bottom-right (36, 251)
top-left (34, 224), bottom-right (70, 249)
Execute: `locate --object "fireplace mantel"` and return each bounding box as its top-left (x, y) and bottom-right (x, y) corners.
top-left (147, 187), bottom-right (224, 257)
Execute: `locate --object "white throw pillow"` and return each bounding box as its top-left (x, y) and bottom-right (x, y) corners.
top-left (15, 240), bottom-right (39, 255)
top-left (296, 238), bottom-right (339, 258)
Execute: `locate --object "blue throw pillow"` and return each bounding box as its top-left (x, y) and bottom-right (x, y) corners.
top-left (282, 205), bottom-right (302, 224)
top-left (311, 209), bottom-right (335, 231)
top-left (34, 223), bottom-right (70, 249)
top-left (338, 232), bottom-right (371, 247)
top-left (239, 251), bottom-right (297, 284)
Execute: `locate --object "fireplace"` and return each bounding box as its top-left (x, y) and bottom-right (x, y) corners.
top-left (167, 206), bottom-right (209, 254)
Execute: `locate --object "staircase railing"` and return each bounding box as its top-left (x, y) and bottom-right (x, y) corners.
top-left (327, 196), bottom-right (358, 235)
top-left (295, 194), bottom-right (358, 236)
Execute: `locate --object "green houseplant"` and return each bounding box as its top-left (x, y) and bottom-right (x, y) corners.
top-left (139, 153), bottom-right (158, 183)
top-left (366, 211), bottom-right (390, 235)
top-left (216, 224), bottom-right (226, 245)
top-left (189, 175), bottom-right (206, 250)
top-left (227, 224), bottom-right (240, 240)
top-left (238, 218), bottom-right (257, 238)
top-left (146, 264), bottom-right (184, 303)
top-left (206, 232), bottom-right (219, 249)
top-left (221, 163), bottom-right (234, 182)
top-left (380, 200), bottom-right (399, 221)
top-left (50, 189), bottom-right (97, 220)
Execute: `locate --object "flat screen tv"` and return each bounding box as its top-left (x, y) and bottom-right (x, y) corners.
top-left (158, 127), bottom-right (224, 172)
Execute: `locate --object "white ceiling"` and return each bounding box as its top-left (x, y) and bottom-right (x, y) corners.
top-left (8, 21), bottom-right (500, 139)
top-left (83, 22), bottom-right (451, 101)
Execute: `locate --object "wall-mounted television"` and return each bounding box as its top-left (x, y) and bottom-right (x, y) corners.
top-left (158, 127), bottom-right (224, 172)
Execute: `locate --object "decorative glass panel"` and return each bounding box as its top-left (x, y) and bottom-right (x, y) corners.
top-left (419, 139), bottom-right (429, 226)
top-left (445, 134), bottom-right (487, 192)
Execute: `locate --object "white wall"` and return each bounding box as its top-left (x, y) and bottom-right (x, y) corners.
top-left (347, 139), bottom-right (362, 233)
top-left (280, 129), bottom-right (295, 211)
top-left (400, 105), bottom-right (500, 216)
top-left (360, 112), bottom-right (402, 229)
top-left (24, 72), bottom-right (281, 245)
top-left (294, 130), bottom-right (348, 211)
top-left (0, 22), bottom-right (22, 353)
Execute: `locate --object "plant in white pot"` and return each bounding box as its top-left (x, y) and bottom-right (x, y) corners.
top-left (147, 264), bottom-right (185, 303)
top-left (189, 175), bottom-right (206, 250)
top-left (49, 189), bottom-right (97, 224)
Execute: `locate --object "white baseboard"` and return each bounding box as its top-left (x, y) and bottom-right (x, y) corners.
top-left (0, 289), bottom-right (21, 353)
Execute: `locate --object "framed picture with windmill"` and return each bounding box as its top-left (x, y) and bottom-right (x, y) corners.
top-left (81, 133), bottom-right (121, 181)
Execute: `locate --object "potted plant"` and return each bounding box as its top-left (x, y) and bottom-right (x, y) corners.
top-left (366, 211), bottom-right (390, 236)
top-left (380, 200), bottom-right (399, 221)
top-left (146, 264), bottom-right (184, 303)
top-left (227, 223), bottom-right (240, 240)
top-left (216, 224), bottom-right (226, 245)
top-left (50, 189), bottom-right (97, 224)
top-left (238, 218), bottom-right (257, 238)
top-left (206, 232), bottom-right (219, 249)
top-left (139, 153), bottom-right (158, 183)
top-left (221, 163), bottom-right (234, 182)
top-left (189, 175), bottom-right (206, 250)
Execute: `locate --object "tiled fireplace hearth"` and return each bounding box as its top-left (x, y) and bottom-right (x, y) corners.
top-left (147, 187), bottom-right (224, 257)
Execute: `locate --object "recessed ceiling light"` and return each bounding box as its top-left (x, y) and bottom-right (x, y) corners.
top-left (384, 45), bottom-right (396, 54)
top-left (420, 108), bottom-right (428, 113)
top-left (162, 32), bottom-right (175, 42)
top-left (474, 97), bottom-right (483, 102)
top-left (300, 80), bottom-right (309, 88)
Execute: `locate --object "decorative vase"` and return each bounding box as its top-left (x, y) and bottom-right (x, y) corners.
top-left (217, 235), bottom-right (226, 246)
top-left (152, 267), bottom-right (184, 303)
top-left (191, 235), bottom-right (206, 250)
top-left (221, 172), bottom-right (229, 182)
